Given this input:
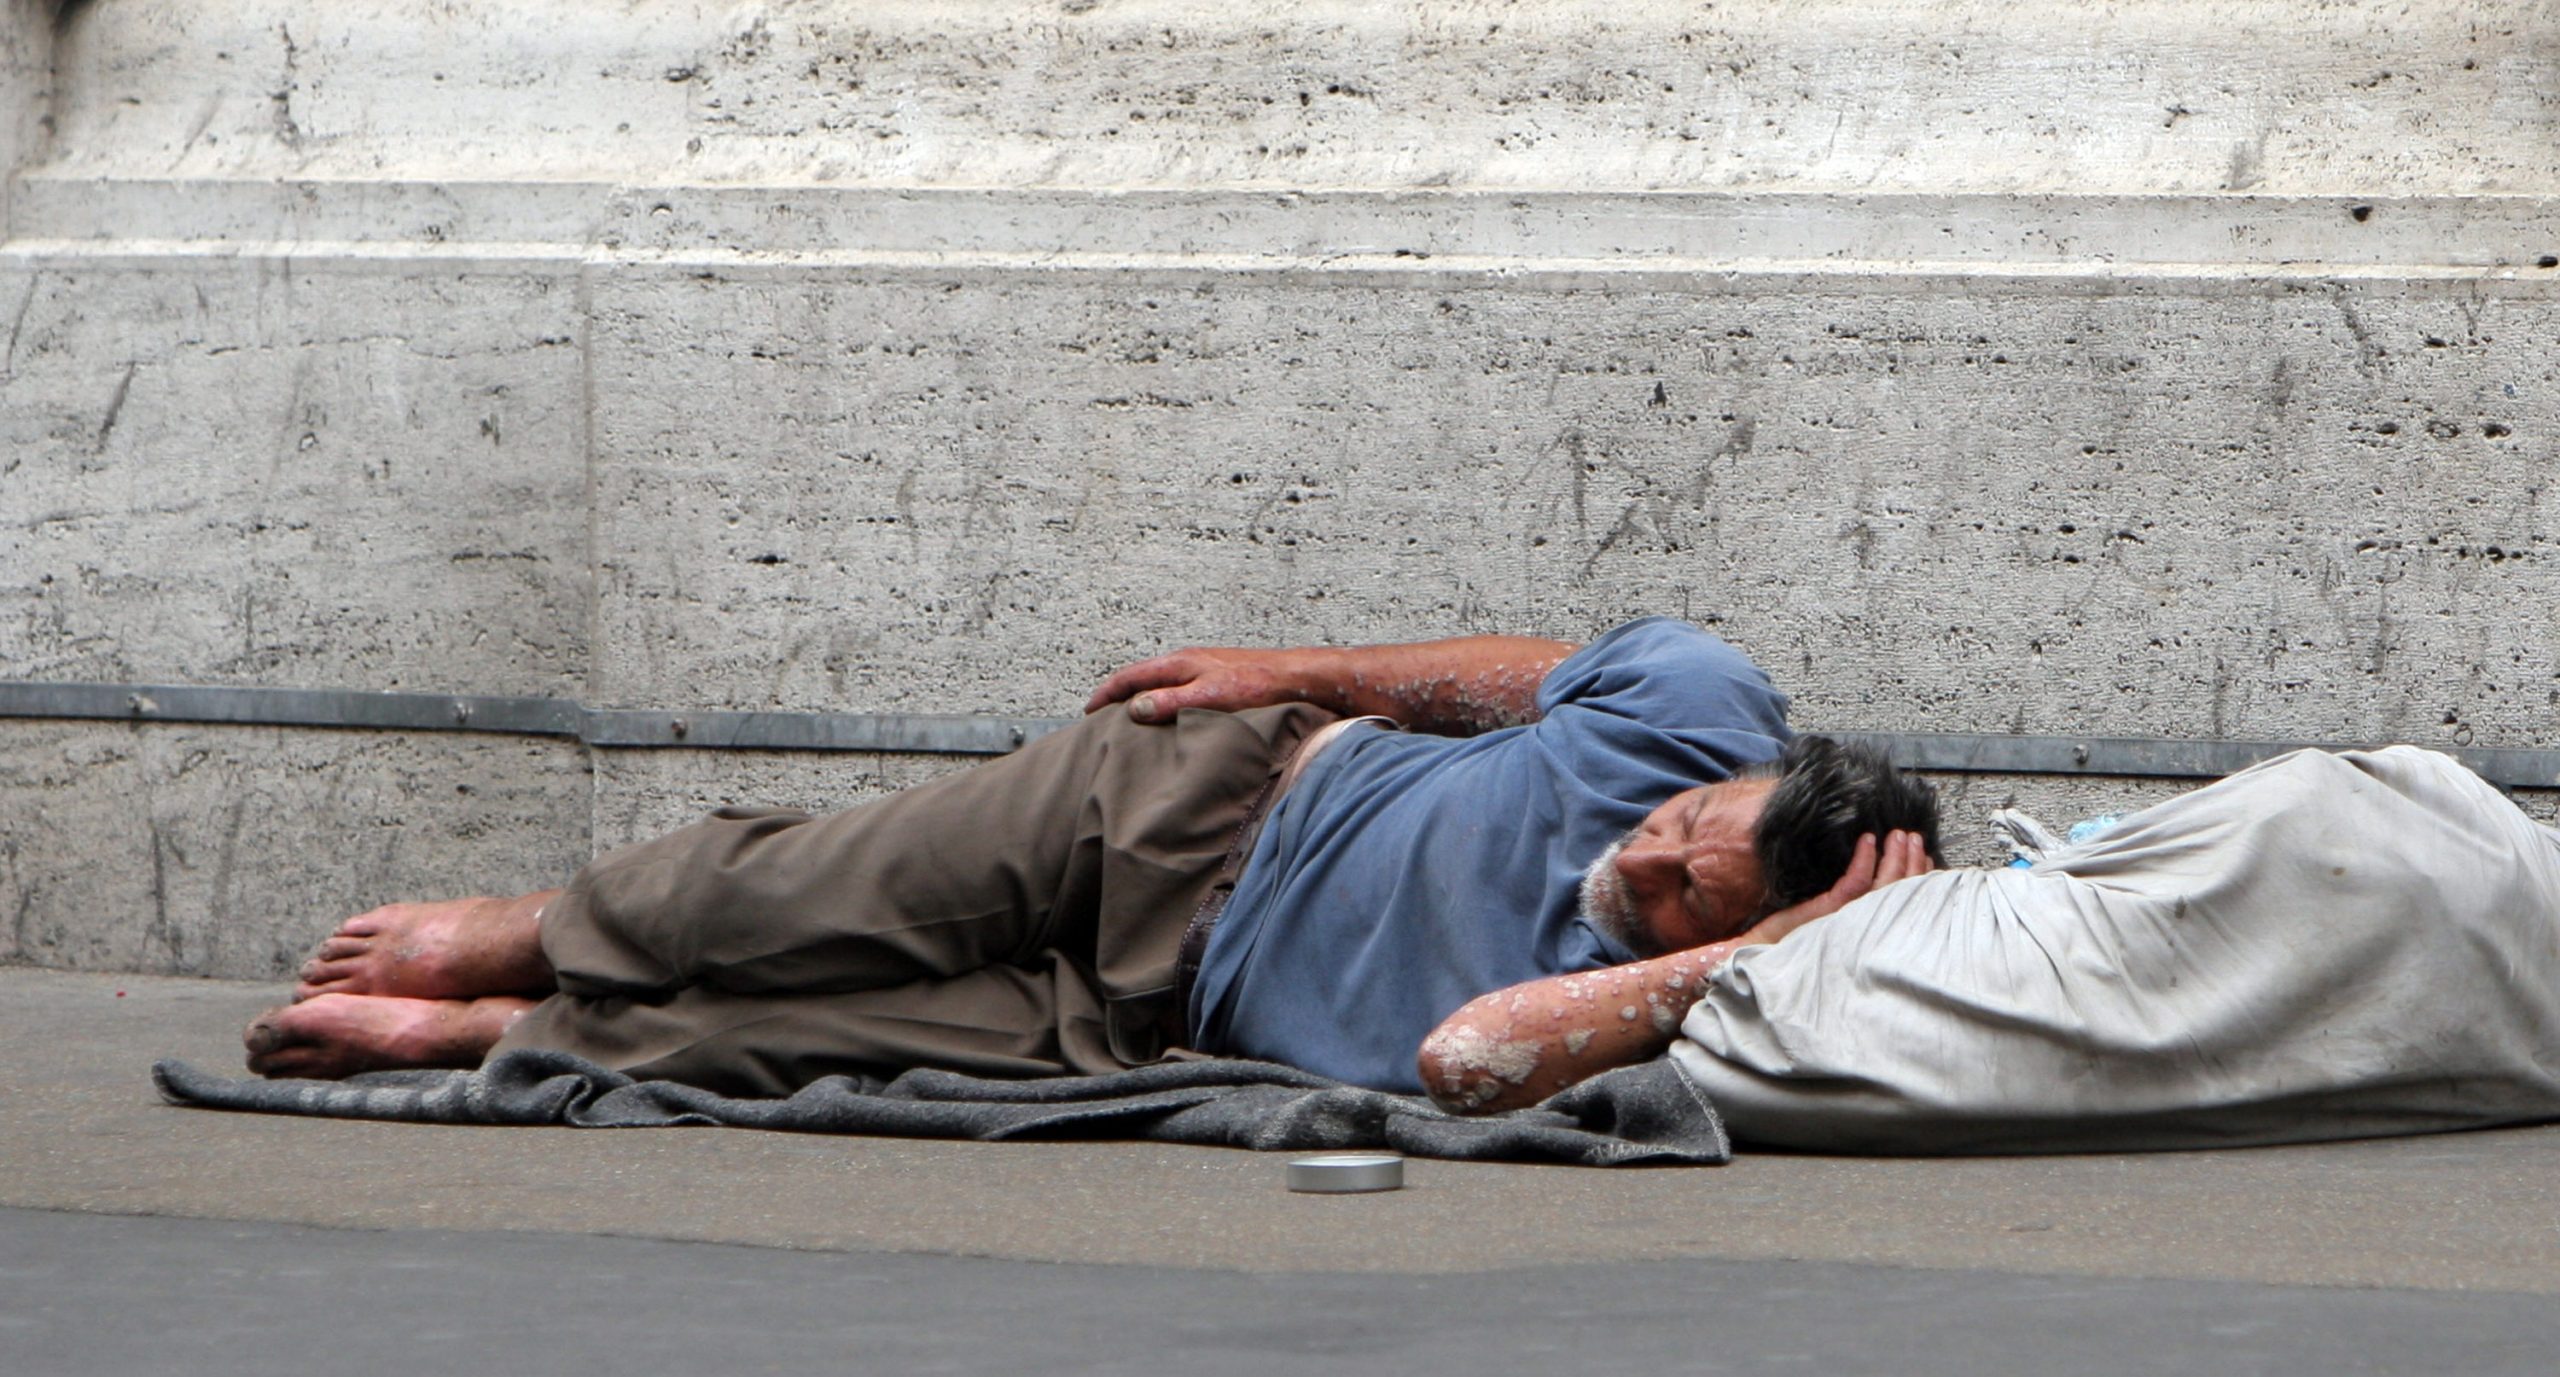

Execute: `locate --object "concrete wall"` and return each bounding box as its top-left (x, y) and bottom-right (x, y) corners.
top-left (0, 2), bottom-right (45, 233)
top-left (5, 1), bottom-right (2557, 977)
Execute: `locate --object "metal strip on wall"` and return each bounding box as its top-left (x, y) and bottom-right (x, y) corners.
top-left (1824, 732), bottom-right (2560, 790)
top-left (6, 679), bottom-right (2557, 787)
top-left (0, 681), bottom-right (1057, 757)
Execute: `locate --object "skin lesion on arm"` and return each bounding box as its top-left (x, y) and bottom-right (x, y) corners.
top-left (1417, 943), bottom-right (1733, 1114)
top-left (1311, 635), bottom-right (1576, 735)
top-left (1084, 635), bottom-right (1575, 737)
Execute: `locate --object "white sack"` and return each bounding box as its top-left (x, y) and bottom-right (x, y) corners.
top-left (1672, 747), bottom-right (2560, 1153)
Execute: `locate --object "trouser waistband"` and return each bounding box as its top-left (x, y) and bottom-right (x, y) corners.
top-left (1170, 714), bottom-right (1392, 1023)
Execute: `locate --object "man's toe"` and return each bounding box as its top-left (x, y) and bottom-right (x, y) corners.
top-left (243, 1009), bottom-right (294, 1056)
top-left (293, 965), bottom-right (345, 1001)
top-left (249, 1046), bottom-right (316, 1078)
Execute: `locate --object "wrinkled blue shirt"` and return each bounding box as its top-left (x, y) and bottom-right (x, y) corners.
top-left (1186, 618), bottom-right (1792, 1091)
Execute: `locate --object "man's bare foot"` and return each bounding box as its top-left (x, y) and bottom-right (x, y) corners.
top-left (243, 993), bottom-right (537, 1079)
top-left (292, 891), bottom-right (559, 1003)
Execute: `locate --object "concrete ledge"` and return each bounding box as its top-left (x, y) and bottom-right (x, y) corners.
top-left (42, 1), bottom-right (2559, 196)
top-left (15, 182), bottom-right (2559, 272)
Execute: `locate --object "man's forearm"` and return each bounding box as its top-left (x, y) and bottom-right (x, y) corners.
top-left (1290, 635), bottom-right (1573, 734)
top-left (1417, 832), bottom-right (1932, 1115)
top-left (1416, 942), bottom-right (1733, 1114)
top-left (1086, 634), bottom-right (1573, 735)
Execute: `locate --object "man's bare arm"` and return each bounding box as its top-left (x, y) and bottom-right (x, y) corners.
top-left (1418, 831), bottom-right (1935, 1114)
top-left (1085, 635), bottom-right (1575, 736)
top-left (1419, 943), bottom-right (1737, 1112)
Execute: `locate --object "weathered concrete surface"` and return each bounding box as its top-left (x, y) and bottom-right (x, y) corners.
top-left (0, 724), bottom-right (590, 979)
top-left (32, 1), bottom-right (2559, 195)
top-left (1, 258), bottom-right (589, 694)
top-left (6, 2), bottom-right (2558, 973)
top-left (12, 966), bottom-right (2560, 1292)
top-left (0, 1), bottom-right (48, 233)
top-left (588, 269), bottom-right (2560, 743)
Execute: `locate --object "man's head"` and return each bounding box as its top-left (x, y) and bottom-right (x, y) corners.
top-left (1578, 735), bottom-right (1942, 957)
top-left (1738, 734), bottom-right (1943, 912)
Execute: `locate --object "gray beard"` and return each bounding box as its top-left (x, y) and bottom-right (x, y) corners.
top-left (1576, 831), bottom-right (1664, 959)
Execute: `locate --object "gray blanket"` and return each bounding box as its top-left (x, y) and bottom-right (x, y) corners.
top-left (153, 1048), bottom-right (1730, 1166)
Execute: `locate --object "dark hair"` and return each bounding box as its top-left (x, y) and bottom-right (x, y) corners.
top-left (1741, 735), bottom-right (1943, 912)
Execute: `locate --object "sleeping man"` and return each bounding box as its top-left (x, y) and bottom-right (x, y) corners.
top-left (1659, 732), bottom-right (2560, 1152)
top-left (246, 618), bottom-right (1943, 1114)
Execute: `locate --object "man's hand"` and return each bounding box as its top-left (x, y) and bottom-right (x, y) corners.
top-left (1727, 827), bottom-right (1934, 949)
top-left (1086, 635), bottom-right (1575, 735)
top-left (1084, 647), bottom-right (1320, 723)
top-left (1418, 828), bottom-right (1936, 1114)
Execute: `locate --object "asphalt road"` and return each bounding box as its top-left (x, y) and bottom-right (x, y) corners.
top-left (8, 966), bottom-right (2560, 1375)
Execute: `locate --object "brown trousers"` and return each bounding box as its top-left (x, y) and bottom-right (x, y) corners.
top-left (492, 703), bottom-right (1334, 1097)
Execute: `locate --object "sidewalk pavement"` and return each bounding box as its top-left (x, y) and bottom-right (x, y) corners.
top-left (8, 964), bottom-right (2560, 1374)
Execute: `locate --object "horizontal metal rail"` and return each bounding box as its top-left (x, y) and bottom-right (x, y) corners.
top-left (0, 681), bottom-right (1057, 756)
top-left (5, 679), bottom-right (2557, 787)
top-left (1823, 732), bottom-right (2560, 790)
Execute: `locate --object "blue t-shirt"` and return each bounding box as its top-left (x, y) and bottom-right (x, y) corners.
top-left (1185, 618), bottom-right (1792, 1091)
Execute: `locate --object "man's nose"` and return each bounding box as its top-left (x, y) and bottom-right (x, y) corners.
top-left (1615, 835), bottom-right (1682, 888)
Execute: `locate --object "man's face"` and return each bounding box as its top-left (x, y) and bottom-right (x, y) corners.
top-left (1577, 778), bottom-right (1774, 957)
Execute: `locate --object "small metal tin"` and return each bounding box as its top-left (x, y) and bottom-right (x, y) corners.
top-left (1286, 1153), bottom-right (1404, 1193)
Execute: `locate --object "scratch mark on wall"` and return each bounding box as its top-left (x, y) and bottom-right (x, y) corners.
top-left (2456, 283), bottom-right (2490, 345)
top-left (271, 23), bottom-right (305, 150)
top-left (1, 273), bottom-right (36, 378)
top-left (2263, 355), bottom-right (2296, 420)
top-left (95, 362), bottom-right (138, 453)
top-left (2330, 292), bottom-right (2385, 376)
top-left (1555, 427), bottom-right (1589, 536)
top-left (211, 797), bottom-right (247, 942)
top-left (175, 94), bottom-right (223, 162)
top-left (2, 837), bottom-right (28, 959)
top-left (895, 468), bottom-right (921, 550)
top-left (2224, 130), bottom-right (2269, 192)
top-left (1579, 502), bottom-right (1648, 582)
top-left (145, 817), bottom-right (179, 969)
